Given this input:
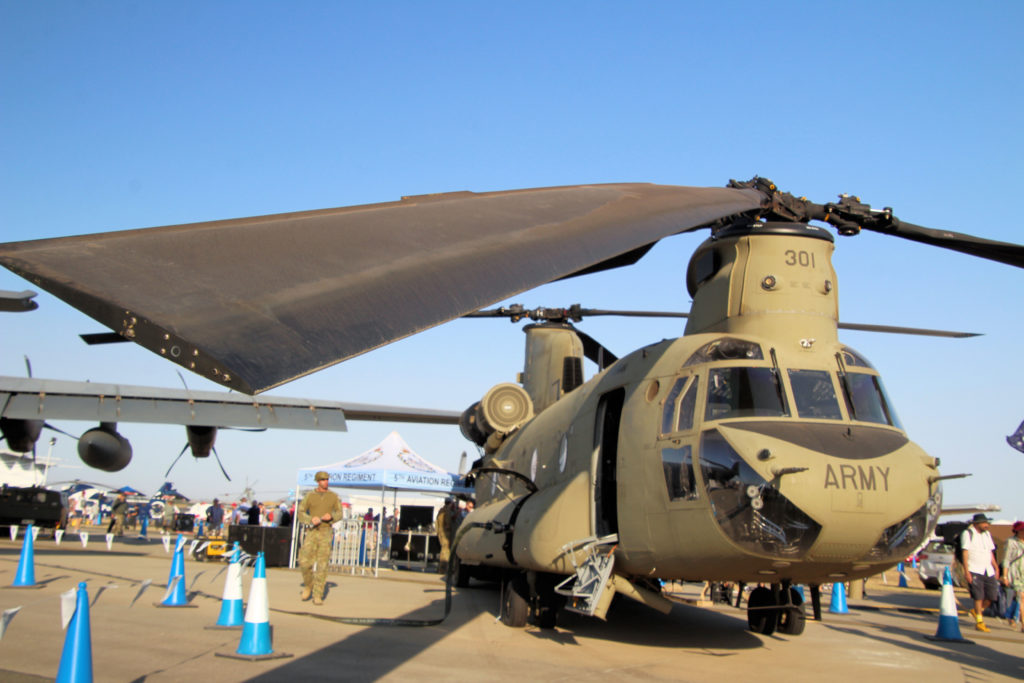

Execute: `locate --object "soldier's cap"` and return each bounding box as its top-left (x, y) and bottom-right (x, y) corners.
top-left (315, 471), bottom-right (330, 481)
top-left (971, 513), bottom-right (993, 524)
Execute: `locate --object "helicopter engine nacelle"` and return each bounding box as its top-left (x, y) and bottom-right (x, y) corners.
top-left (0, 417), bottom-right (44, 453)
top-left (77, 422), bottom-right (132, 472)
top-left (185, 425), bottom-right (217, 458)
top-left (459, 383), bottom-right (534, 448)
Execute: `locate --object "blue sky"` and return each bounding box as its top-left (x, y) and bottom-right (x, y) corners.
top-left (1, 3), bottom-right (1022, 521)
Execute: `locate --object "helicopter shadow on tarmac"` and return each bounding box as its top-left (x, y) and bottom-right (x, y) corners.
top-left (823, 621), bottom-right (1024, 680)
top-left (526, 595), bottom-right (763, 650)
top-left (248, 583), bottom-right (765, 681)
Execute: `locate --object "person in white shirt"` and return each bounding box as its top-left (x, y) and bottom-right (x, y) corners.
top-left (961, 513), bottom-right (1002, 632)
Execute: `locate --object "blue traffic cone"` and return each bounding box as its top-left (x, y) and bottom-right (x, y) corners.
top-left (829, 582), bottom-right (849, 614)
top-left (926, 567), bottom-right (974, 643)
top-left (898, 562), bottom-right (909, 588)
top-left (56, 582), bottom-right (93, 683)
top-left (216, 552), bottom-right (292, 661)
top-left (12, 523), bottom-right (42, 588)
top-left (157, 543), bottom-right (195, 608)
top-left (212, 543), bottom-right (244, 628)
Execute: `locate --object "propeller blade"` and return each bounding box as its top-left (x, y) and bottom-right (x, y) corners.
top-left (23, 355), bottom-right (32, 379)
top-left (211, 446), bottom-right (231, 481)
top-left (164, 444), bottom-right (189, 478)
top-left (863, 220), bottom-right (1024, 269)
top-left (0, 184), bottom-right (761, 393)
top-left (43, 423), bottom-right (80, 440)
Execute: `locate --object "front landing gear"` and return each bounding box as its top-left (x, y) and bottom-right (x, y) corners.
top-left (747, 583), bottom-right (805, 636)
top-left (500, 571), bottom-right (566, 629)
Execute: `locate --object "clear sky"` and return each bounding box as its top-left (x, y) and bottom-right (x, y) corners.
top-left (1, 3), bottom-right (1022, 521)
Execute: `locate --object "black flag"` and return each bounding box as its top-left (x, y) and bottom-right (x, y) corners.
top-left (1008, 420), bottom-right (1024, 454)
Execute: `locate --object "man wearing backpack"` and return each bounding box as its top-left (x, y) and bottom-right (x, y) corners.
top-left (961, 513), bottom-right (1002, 632)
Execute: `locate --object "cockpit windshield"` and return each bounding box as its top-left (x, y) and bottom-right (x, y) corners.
top-left (705, 367), bottom-right (789, 421)
top-left (788, 369), bottom-right (843, 420)
top-left (840, 371), bottom-right (903, 429)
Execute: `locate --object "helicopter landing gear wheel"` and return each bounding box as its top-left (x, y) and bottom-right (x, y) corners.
top-left (501, 574), bottom-right (529, 628)
top-left (776, 587), bottom-right (806, 636)
top-left (747, 586), bottom-right (778, 635)
top-left (453, 554), bottom-right (472, 588)
top-left (529, 573), bottom-right (566, 630)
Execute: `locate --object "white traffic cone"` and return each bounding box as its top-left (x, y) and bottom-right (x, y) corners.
top-left (216, 552), bottom-right (292, 661)
top-left (208, 543), bottom-right (244, 628)
top-left (925, 567), bottom-right (974, 643)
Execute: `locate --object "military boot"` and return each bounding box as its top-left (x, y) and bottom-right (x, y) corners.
top-left (313, 595), bottom-right (323, 606)
top-left (300, 587), bottom-right (312, 601)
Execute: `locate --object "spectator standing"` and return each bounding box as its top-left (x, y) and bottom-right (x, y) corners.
top-left (961, 513), bottom-right (1002, 632)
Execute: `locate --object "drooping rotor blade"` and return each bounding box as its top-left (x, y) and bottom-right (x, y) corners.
top-left (468, 303), bottom-right (976, 338)
top-left (0, 289), bottom-right (38, 312)
top-left (576, 308), bottom-right (689, 319)
top-left (860, 220), bottom-right (1024, 269)
top-left (0, 184), bottom-right (761, 393)
top-left (836, 322), bottom-right (979, 338)
top-left (576, 330), bottom-right (618, 370)
top-left (730, 177), bottom-right (1024, 269)
top-left (80, 332), bottom-right (129, 345)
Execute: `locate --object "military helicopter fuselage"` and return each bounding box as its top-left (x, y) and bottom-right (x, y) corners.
top-left (8, 178), bottom-right (1010, 636)
top-left (457, 220), bottom-right (941, 629)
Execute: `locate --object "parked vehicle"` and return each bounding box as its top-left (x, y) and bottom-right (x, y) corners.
top-left (0, 484), bottom-right (67, 532)
top-left (917, 539), bottom-right (963, 589)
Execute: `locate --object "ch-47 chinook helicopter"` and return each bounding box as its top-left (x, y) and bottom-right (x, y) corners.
top-left (0, 177), bottom-right (1021, 635)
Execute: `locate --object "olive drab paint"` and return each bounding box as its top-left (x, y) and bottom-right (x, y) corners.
top-left (458, 220), bottom-right (942, 616)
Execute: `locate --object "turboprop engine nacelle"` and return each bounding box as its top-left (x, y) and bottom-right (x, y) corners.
top-left (185, 425), bottom-right (217, 457)
top-left (77, 422), bottom-right (132, 472)
top-left (0, 417), bottom-right (44, 453)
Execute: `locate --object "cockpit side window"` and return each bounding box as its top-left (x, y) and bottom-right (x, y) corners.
top-left (788, 369), bottom-right (843, 420)
top-left (705, 367), bottom-right (789, 421)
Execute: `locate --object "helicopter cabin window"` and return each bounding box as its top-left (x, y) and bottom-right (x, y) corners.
top-left (676, 379), bottom-right (698, 431)
top-left (660, 376), bottom-right (698, 434)
top-left (661, 445), bottom-right (698, 501)
top-left (787, 369), bottom-right (843, 420)
top-left (841, 372), bottom-right (903, 429)
top-left (704, 367), bottom-right (788, 421)
top-left (661, 378), bottom-right (685, 434)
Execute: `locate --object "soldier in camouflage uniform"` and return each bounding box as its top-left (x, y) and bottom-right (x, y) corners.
top-left (298, 471), bottom-right (342, 605)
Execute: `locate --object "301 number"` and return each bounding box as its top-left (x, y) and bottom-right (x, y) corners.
top-left (784, 250), bottom-right (816, 267)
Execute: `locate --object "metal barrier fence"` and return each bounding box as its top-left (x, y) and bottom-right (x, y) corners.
top-left (291, 518), bottom-right (381, 576)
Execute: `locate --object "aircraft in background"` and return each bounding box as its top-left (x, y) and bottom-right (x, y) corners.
top-left (0, 375), bottom-right (458, 479)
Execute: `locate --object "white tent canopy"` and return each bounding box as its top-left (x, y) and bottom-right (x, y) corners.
top-left (291, 431), bottom-right (470, 575)
top-left (297, 430), bottom-right (469, 495)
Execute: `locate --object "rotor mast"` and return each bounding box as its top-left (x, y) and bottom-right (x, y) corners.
top-left (684, 221), bottom-right (841, 345)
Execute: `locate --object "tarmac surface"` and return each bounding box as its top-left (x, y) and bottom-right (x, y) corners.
top-left (0, 530), bottom-right (1022, 682)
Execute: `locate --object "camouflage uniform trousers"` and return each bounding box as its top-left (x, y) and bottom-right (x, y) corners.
top-left (299, 527), bottom-right (333, 599)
